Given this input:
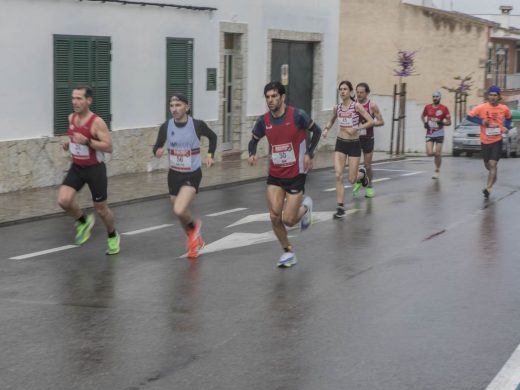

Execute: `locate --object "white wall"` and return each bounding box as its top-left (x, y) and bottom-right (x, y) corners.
top-left (0, 0), bottom-right (339, 141)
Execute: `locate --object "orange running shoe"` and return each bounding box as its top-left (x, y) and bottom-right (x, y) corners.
top-left (187, 220), bottom-right (203, 259)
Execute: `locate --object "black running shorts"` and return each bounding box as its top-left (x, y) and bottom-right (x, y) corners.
top-left (481, 140), bottom-right (502, 162)
top-left (168, 168), bottom-right (202, 196)
top-left (359, 137), bottom-right (375, 154)
top-left (62, 162), bottom-right (108, 202)
top-left (267, 174), bottom-right (306, 195)
top-left (425, 136), bottom-right (444, 144)
top-left (335, 137), bottom-right (361, 157)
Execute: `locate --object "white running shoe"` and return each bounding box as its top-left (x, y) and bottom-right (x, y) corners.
top-left (300, 195), bottom-right (313, 231)
top-left (432, 171), bottom-right (439, 179)
top-left (277, 252), bottom-right (297, 268)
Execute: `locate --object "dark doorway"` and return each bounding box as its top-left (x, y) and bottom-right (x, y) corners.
top-left (271, 40), bottom-right (314, 114)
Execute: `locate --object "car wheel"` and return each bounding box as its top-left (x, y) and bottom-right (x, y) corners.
top-left (466, 152), bottom-right (473, 157)
top-left (452, 150), bottom-right (461, 157)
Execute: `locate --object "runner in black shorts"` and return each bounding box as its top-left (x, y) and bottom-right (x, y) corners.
top-left (153, 93), bottom-right (217, 258)
top-left (421, 90), bottom-right (451, 179)
top-left (58, 86), bottom-right (120, 255)
top-left (466, 85), bottom-right (512, 199)
top-left (248, 81), bottom-right (321, 268)
top-left (322, 80), bottom-right (373, 219)
top-left (354, 82), bottom-right (385, 198)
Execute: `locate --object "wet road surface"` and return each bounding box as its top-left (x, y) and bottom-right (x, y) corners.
top-left (1, 157), bottom-right (520, 390)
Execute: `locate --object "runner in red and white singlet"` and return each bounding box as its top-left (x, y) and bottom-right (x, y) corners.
top-left (355, 82), bottom-right (385, 198)
top-left (58, 86), bottom-right (120, 255)
top-left (248, 81), bottom-right (322, 268)
top-left (421, 90), bottom-right (451, 179)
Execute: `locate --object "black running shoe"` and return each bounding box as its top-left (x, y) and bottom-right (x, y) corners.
top-left (359, 167), bottom-right (369, 187)
top-left (483, 188), bottom-right (490, 199)
top-left (333, 206), bottom-right (346, 219)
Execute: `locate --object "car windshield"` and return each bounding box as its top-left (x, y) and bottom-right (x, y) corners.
top-left (458, 118), bottom-right (479, 127)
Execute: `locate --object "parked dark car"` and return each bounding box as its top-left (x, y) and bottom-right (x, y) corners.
top-left (452, 118), bottom-right (518, 157)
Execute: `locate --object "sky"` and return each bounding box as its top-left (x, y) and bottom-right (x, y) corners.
top-left (433, 0), bottom-right (520, 15)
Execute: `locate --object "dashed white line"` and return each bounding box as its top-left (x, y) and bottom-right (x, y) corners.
top-left (122, 224), bottom-right (173, 236)
top-left (10, 245), bottom-right (78, 260)
top-left (323, 177), bottom-right (391, 192)
top-left (486, 343), bottom-right (520, 390)
top-left (401, 171), bottom-right (424, 176)
top-left (206, 208), bottom-right (248, 217)
top-left (373, 168), bottom-right (415, 172)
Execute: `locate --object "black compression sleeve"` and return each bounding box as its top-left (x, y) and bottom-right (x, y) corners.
top-left (194, 120), bottom-right (218, 156)
top-left (306, 122), bottom-right (322, 158)
top-left (153, 122), bottom-right (168, 155)
top-left (248, 136), bottom-right (260, 156)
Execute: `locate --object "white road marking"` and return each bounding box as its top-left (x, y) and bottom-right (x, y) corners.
top-left (401, 171), bottom-right (424, 176)
top-left (206, 208), bottom-right (248, 217)
top-left (226, 211), bottom-right (354, 228)
top-left (181, 231), bottom-right (278, 257)
top-left (323, 177), bottom-right (391, 192)
top-left (10, 245), bottom-right (78, 260)
top-left (373, 168), bottom-right (415, 172)
top-left (486, 343), bottom-right (520, 390)
top-left (122, 224), bottom-right (173, 236)
top-left (181, 210), bottom-right (358, 257)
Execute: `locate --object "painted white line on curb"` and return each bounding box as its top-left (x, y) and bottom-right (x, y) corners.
top-left (206, 208), bottom-right (248, 217)
top-left (122, 224), bottom-right (173, 236)
top-left (486, 343), bottom-right (520, 390)
top-left (10, 245), bottom-right (78, 260)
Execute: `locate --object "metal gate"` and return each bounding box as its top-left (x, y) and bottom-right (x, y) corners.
top-left (271, 40), bottom-right (314, 114)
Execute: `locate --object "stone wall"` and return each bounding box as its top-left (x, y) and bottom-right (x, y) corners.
top-left (0, 122), bottom-right (216, 194)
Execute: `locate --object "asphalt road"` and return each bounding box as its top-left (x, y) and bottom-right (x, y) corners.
top-left (1, 156), bottom-right (520, 390)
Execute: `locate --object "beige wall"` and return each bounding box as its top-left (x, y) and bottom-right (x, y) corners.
top-left (338, 0), bottom-right (492, 152)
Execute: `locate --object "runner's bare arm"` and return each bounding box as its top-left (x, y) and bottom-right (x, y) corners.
top-left (89, 117), bottom-right (113, 153)
top-left (322, 106), bottom-right (337, 138)
top-left (371, 102), bottom-right (385, 127)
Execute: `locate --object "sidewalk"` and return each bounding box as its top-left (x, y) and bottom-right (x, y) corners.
top-left (0, 151), bottom-right (400, 226)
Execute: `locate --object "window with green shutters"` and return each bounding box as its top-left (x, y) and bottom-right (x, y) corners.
top-left (166, 38), bottom-right (193, 117)
top-left (54, 35), bottom-right (111, 135)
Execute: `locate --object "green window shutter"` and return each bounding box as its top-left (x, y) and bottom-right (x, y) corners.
top-left (54, 36), bottom-right (73, 135)
top-left (91, 38), bottom-right (111, 129)
top-left (54, 35), bottom-right (111, 135)
top-left (166, 38), bottom-right (193, 117)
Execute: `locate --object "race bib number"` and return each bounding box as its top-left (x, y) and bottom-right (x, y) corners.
top-left (485, 127), bottom-right (501, 136)
top-left (358, 128), bottom-right (367, 136)
top-left (169, 148), bottom-right (192, 171)
top-left (339, 117), bottom-right (353, 128)
top-left (271, 143), bottom-right (296, 166)
top-left (69, 142), bottom-right (90, 158)
top-left (428, 120), bottom-right (439, 129)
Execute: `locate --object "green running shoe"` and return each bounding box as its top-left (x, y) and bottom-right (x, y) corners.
top-left (352, 181), bottom-right (362, 197)
top-left (75, 214), bottom-right (95, 245)
top-left (106, 232), bottom-right (121, 255)
top-left (365, 186), bottom-right (375, 198)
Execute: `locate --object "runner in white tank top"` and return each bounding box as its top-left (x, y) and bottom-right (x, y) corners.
top-left (322, 80), bottom-right (374, 219)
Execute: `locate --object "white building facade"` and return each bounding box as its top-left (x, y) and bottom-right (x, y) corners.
top-left (0, 0), bottom-right (339, 192)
